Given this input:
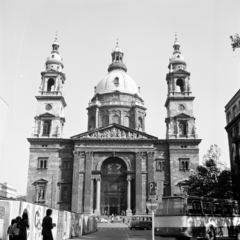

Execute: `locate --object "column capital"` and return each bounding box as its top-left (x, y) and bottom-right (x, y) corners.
top-left (147, 151), bottom-right (155, 159)
top-left (127, 175), bottom-right (132, 181)
top-left (73, 150), bottom-right (85, 158)
top-left (135, 151), bottom-right (146, 159)
top-left (86, 151), bottom-right (93, 158)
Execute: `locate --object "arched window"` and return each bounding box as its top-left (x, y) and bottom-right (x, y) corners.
top-left (102, 115), bottom-right (109, 126)
top-left (47, 78), bottom-right (55, 92)
top-left (176, 79), bottom-right (184, 92)
top-left (112, 115), bottom-right (120, 124)
top-left (124, 116), bottom-right (130, 127)
top-left (89, 116), bottom-right (95, 130)
top-left (179, 121), bottom-right (187, 135)
top-left (43, 121), bottom-right (51, 135)
top-left (138, 117), bottom-right (143, 131)
top-left (44, 160), bottom-right (47, 168)
top-left (40, 160), bottom-right (43, 168)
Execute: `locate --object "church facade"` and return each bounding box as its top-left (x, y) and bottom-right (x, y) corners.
top-left (26, 36), bottom-right (201, 215)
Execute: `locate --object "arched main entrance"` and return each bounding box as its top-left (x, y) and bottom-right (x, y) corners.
top-left (99, 157), bottom-right (128, 215)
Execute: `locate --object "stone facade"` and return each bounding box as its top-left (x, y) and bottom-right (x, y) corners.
top-left (26, 36), bottom-right (201, 215)
top-left (225, 89), bottom-right (240, 199)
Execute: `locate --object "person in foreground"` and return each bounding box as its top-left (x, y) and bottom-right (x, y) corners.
top-left (42, 209), bottom-right (56, 240)
top-left (17, 213), bottom-right (29, 240)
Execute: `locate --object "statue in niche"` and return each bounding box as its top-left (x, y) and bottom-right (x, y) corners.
top-left (122, 131), bottom-right (126, 138)
top-left (106, 163), bottom-right (121, 174)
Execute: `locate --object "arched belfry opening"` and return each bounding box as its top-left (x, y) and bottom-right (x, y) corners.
top-left (95, 157), bottom-right (132, 215)
top-left (176, 78), bottom-right (184, 92)
top-left (47, 78), bottom-right (55, 92)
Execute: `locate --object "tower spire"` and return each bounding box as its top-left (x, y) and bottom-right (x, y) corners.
top-left (173, 33), bottom-right (181, 54)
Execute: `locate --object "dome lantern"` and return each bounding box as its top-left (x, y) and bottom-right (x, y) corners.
top-left (108, 40), bottom-right (127, 72)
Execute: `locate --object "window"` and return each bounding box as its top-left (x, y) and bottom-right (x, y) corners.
top-left (37, 157), bottom-right (48, 170)
top-left (43, 121), bottom-right (51, 135)
top-left (89, 116), bottom-right (95, 130)
top-left (176, 79), bottom-right (184, 92)
top-left (102, 115), bottom-right (109, 126)
top-left (179, 121), bottom-right (187, 135)
top-left (156, 159), bottom-right (165, 172)
top-left (112, 115), bottom-right (120, 124)
top-left (47, 78), bottom-right (55, 92)
top-left (33, 179), bottom-right (48, 204)
top-left (212, 202), bottom-right (223, 215)
top-left (138, 117), bottom-right (143, 131)
top-left (123, 116), bottom-right (130, 127)
top-left (114, 77), bottom-right (119, 87)
top-left (227, 112), bottom-right (231, 123)
top-left (179, 158), bottom-right (189, 171)
top-left (60, 185), bottom-right (70, 202)
top-left (233, 105), bottom-right (237, 118)
top-left (61, 159), bottom-right (71, 169)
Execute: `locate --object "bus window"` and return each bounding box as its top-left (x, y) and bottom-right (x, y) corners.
top-left (188, 200), bottom-right (202, 214)
top-left (168, 198), bottom-right (184, 214)
top-left (223, 203), bottom-right (232, 215)
top-left (156, 199), bottom-right (168, 215)
top-left (213, 202), bottom-right (223, 215)
top-left (202, 202), bottom-right (212, 215)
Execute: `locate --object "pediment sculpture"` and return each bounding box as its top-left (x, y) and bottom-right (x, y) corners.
top-left (79, 127), bottom-right (148, 139)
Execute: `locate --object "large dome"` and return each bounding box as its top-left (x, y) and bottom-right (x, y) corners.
top-left (95, 69), bottom-right (139, 95)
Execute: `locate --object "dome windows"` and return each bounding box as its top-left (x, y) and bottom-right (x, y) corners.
top-left (114, 77), bottom-right (119, 87)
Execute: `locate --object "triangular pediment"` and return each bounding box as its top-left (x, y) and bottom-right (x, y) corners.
top-left (32, 178), bottom-right (48, 185)
top-left (39, 112), bottom-right (55, 118)
top-left (175, 113), bottom-right (191, 119)
top-left (71, 123), bottom-right (158, 140)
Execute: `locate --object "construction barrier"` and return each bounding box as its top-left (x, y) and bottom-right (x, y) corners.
top-left (0, 200), bottom-right (98, 240)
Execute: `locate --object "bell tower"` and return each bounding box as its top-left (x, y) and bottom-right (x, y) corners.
top-left (32, 34), bottom-right (66, 138)
top-left (165, 35), bottom-right (198, 139)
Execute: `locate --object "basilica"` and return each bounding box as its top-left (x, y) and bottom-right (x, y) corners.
top-left (26, 35), bottom-right (201, 215)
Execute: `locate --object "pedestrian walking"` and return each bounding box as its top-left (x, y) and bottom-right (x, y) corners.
top-left (17, 213), bottom-right (29, 240)
top-left (41, 209), bottom-right (56, 240)
top-left (12, 216), bottom-right (21, 240)
top-left (7, 219), bottom-right (15, 240)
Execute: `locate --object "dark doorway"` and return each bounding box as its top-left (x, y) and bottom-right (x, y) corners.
top-left (100, 157), bottom-right (128, 216)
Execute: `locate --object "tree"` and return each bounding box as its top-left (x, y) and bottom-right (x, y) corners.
top-left (230, 34), bottom-right (240, 51)
top-left (187, 145), bottom-right (233, 199)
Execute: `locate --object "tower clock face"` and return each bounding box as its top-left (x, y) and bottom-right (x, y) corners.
top-left (178, 104), bottom-right (185, 111)
top-left (45, 104), bottom-right (52, 111)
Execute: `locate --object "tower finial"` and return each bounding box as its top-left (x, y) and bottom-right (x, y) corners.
top-left (54, 32), bottom-right (58, 42)
top-left (175, 32), bottom-right (177, 42)
top-left (116, 38), bottom-right (119, 47)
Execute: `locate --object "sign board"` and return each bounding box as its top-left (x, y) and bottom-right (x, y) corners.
top-left (146, 199), bottom-right (158, 211)
top-left (149, 182), bottom-right (156, 196)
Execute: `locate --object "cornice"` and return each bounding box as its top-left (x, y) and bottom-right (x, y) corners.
top-left (225, 114), bottom-right (240, 131)
top-left (27, 138), bottom-right (73, 144)
top-left (164, 96), bottom-right (195, 107)
top-left (35, 96), bottom-right (67, 107)
top-left (167, 139), bottom-right (202, 144)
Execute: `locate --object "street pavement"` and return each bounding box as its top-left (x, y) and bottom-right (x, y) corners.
top-left (73, 222), bottom-right (175, 240)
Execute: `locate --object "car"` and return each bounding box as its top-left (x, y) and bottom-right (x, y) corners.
top-left (100, 217), bottom-right (108, 223)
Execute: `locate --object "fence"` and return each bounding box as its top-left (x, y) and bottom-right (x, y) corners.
top-left (0, 200), bottom-right (98, 240)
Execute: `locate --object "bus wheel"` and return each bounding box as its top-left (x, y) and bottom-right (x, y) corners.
top-left (206, 227), bottom-right (216, 240)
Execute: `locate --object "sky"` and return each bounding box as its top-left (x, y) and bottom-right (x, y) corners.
top-left (0, 0), bottom-right (240, 195)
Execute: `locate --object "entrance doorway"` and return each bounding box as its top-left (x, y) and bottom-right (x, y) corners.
top-left (100, 157), bottom-right (127, 216)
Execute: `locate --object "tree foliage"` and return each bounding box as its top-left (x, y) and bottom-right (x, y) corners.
top-left (230, 34), bottom-right (240, 51)
top-left (187, 145), bottom-right (233, 199)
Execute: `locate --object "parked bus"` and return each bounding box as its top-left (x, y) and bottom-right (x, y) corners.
top-left (155, 196), bottom-right (240, 240)
top-left (128, 215), bottom-right (152, 230)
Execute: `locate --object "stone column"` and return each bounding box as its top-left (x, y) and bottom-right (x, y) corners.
top-left (135, 152), bottom-right (143, 214)
top-left (95, 178), bottom-right (101, 215)
top-left (90, 179), bottom-right (94, 214)
top-left (126, 175), bottom-right (132, 216)
top-left (84, 151), bottom-right (93, 214)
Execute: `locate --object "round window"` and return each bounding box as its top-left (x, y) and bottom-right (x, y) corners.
top-left (45, 104), bottom-right (52, 111)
